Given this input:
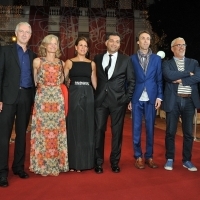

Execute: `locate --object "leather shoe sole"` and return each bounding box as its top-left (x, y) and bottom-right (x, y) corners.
top-left (94, 166), bottom-right (103, 174)
top-left (14, 171), bottom-right (29, 179)
top-left (0, 177), bottom-right (8, 187)
top-left (111, 166), bottom-right (120, 173)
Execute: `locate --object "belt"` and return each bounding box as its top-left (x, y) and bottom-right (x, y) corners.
top-left (177, 93), bottom-right (191, 98)
top-left (19, 87), bottom-right (32, 90)
top-left (70, 81), bottom-right (90, 86)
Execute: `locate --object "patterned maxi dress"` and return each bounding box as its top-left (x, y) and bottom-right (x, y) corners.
top-left (30, 58), bottom-right (69, 176)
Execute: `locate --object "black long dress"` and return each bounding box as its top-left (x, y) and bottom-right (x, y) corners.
top-left (67, 61), bottom-right (95, 170)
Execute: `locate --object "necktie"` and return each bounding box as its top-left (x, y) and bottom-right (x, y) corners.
top-left (105, 54), bottom-right (112, 79)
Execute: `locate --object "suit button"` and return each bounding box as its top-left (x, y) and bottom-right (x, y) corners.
top-left (105, 89), bottom-right (108, 92)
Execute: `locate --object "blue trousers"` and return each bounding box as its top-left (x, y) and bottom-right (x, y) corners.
top-left (132, 101), bottom-right (156, 159)
top-left (165, 96), bottom-right (195, 162)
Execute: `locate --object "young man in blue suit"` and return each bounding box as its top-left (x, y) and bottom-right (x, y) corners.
top-left (162, 37), bottom-right (200, 171)
top-left (128, 30), bottom-right (163, 169)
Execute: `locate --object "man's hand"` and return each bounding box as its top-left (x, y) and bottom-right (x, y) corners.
top-left (173, 79), bottom-right (182, 83)
top-left (128, 102), bottom-right (132, 111)
top-left (0, 102), bottom-right (3, 112)
top-left (155, 99), bottom-right (161, 110)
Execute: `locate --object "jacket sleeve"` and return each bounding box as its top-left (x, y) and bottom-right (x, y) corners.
top-left (162, 60), bottom-right (190, 82)
top-left (182, 60), bottom-right (200, 86)
top-left (0, 46), bottom-right (4, 102)
top-left (125, 57), bottom-right (135, 102)
top-left (156, 57), bottom-right (163, 100)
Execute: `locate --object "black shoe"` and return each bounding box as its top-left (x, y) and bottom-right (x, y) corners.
top-left (94, 165), bottom-right (103, 174)
top-left (14, 171), bottom-right (29, 179)
top-left (0, 177), bottom-right (8, 187)
top-left (111, 165), bottom-right (120, 173)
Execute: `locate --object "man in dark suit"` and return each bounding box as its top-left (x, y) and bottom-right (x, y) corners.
top-left (128, 30), bottom-right (163, 169)
top-left (94, 32), bottom-right (135, 173)
top-left (0, 22), bottom-right (36, 187)
top-left (162, 37), bottom-right (200, 171)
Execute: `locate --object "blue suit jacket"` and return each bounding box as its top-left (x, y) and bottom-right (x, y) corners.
top-left (162, 58), bottom-right (200, 112)
top-left (130, 53), bottom-right (163, 104)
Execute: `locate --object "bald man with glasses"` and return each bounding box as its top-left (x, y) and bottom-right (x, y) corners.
top-left (162, 37), bottom-right (200, 172)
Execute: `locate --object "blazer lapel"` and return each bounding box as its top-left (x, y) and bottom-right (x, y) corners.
top-left (169, 58), bottom-right (178, 70)
top-left (184, 58), bottom-right (190, 71)
top-left (145, 55), bottom-right (153, 76)
top-left (11, 44), bottom-right (20, 68)
top-left (98, 54), bottom-right (106, 77)
top-left (110, 53), bottom-right (122, 79)
top-left (28, 49), bottom-right (34, 69)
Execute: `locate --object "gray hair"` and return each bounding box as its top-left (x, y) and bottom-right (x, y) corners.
top-left (171, 37), bottom-right (185, 47)
top-left (15, 22), bottom-right (32, 33)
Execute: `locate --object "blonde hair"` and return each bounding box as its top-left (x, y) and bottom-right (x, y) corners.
top-left (38, 34), bottom-right (61, 58)
top-left (15, 22), bottom-right (32, 33)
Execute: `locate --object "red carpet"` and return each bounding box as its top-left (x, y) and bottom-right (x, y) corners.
top-left (1, 115), bottom-right (200, 200)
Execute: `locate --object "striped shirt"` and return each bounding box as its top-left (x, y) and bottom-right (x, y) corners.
top-left (174, 58), bottom-right (191, 94)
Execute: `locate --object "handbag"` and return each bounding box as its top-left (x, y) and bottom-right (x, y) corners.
top-left (60, 60), bottom-right (68, 116)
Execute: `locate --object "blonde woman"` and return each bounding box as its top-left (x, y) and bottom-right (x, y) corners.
top-left (29, 34), bottom-right (69, 176)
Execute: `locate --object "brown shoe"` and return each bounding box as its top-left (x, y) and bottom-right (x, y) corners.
top-left (135, 157), bottom-right (145, 169)
top-left (145, 158), bottom-right (158, 168)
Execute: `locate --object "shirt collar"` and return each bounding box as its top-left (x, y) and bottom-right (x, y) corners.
top-left (16, 43), bottom-right (29, 52)
top-left (173, 56), bottom-right (185, 61)
top-left (106, 51), bottom-right (118, 58)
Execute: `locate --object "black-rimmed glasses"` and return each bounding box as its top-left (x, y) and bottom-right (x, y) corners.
top-left (172, 44), bottom-right (187, 48)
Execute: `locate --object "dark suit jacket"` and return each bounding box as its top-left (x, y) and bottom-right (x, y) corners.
top-left (94, 53), bottom-right (135, 108)
top-left (130, 53), bottom-right (163, 104)
top-left (0, 44), bottom-right (36, 104)
top-left (162, 57), bottom-right (200, 112)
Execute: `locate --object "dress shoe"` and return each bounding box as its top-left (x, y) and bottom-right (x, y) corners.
top-left (135, 157), bottom-right (145, 169)
top-left (94, 166), bottom-right (103, 174)
top-left (14, 171), bottom-right (29, 179)
top-left (111, 166), bottom-right (120, 173)
top-left (145, 158), bottom-right (158, 168)
top-left (0, 177), bottom-right (8, 187)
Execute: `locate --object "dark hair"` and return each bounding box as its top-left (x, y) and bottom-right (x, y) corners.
top-left (106, 32), bottom-right (121, 41)
top-left (136, 30), bottom-right (151, 41)
top-left (75, 36), bottom-right (89, 46)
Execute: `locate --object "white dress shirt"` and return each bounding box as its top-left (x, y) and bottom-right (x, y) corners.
top-left (102, 51), bottom-right (118, 79)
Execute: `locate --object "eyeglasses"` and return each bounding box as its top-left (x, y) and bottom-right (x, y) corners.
top-left (172, 44), bottom-right (187, 48)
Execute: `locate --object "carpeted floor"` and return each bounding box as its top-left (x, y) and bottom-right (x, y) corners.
top-left (1, 114), bottom-right (200, 200)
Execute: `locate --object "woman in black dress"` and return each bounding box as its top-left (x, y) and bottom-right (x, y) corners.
top-left (64, 37), bottom-right (97, 172)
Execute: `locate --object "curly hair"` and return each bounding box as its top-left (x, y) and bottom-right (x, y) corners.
top-left (38, 34), bottom-right (61, 58)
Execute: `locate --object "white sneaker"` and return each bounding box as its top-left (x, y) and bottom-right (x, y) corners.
top-left (183, 161), bottom-right (197, 172)
top-left (164, 159), bottom-right (173, 170)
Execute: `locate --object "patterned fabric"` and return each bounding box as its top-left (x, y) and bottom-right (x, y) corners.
top-left (174, 58), bottom-right (192, 94)
top-left (137, 48), bottom-right (152, 73)
top-left (30, 57), bottom-right (69, 176)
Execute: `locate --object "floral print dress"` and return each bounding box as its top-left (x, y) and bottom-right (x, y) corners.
top-left (29, 57), bottom-right (69, 176)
